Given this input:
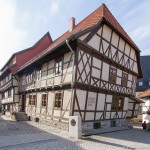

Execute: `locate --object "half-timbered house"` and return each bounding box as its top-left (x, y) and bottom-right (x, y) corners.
top-left (0, 32), bottom-right (52, 115)
top-left (9, 4), bottom-right (143, 131)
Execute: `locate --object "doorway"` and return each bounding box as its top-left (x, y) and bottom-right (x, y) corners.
top-left (22, 95), bottom-right (26, 112)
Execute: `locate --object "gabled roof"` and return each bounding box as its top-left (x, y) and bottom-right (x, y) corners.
top-left (46, 3), bottom-right (140, 51)
top-left (138, 88), bottom-right (150, 98)
top-left (17, 3), bottom-right (141, 73)
top-left (0, 32), bottom-right (52, 73)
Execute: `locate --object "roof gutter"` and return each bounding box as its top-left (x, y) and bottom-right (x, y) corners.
top-left (65, 39), bottom-right (75, 116)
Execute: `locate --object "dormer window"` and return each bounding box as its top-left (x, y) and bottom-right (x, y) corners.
top-left (139, 81), bottom-right (143, 86)
top-left (12, 57), bottom-right (16, 65)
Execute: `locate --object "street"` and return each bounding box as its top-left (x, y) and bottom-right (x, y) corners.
top-left (0, 115), bottom-right (150, 150)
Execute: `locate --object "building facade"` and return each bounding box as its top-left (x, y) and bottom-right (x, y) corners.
top-left (0, 4), bottom-right (143, 131)
top-left (136, 55), bottom-right (150, 96)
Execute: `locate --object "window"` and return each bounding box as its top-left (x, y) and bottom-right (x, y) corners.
top-left (29, 95), bottom-right (32, 105)
top-left (54, 93), bottom-right (62, 108)
top-left (94, 122), bottom-right (101, 129)
top-left (8, 89), bottom-right (12, 97)
top-left (55, 59), bottom-right (62, 75)
top-left (28, 95), bottom-right (36, 105)
top-left (138, 81), bottom-right (143, 86)
top-left (111, 95), bottom-right (124, 111)
top-left (12, 57), bottom-right (16, 64)
top-left (41, 94), bottom-right (47, 107)
top-left (122, 72), bottom-right (128, 87)
top-left (109, 67), bottom-right (117, 84)
top-left (37, 69), bottom-right (41, 81)
top-left (111, 120), bottom-right (116, 127)
top-left (32, 95), bottom-right (37, 105)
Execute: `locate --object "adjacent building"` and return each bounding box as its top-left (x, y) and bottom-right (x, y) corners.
top-left (136, 55), bottom-right (150, 96)
top-left (0, 33), bottom-right (52, 115)
top-left (138, 90), bottom-right (150, 123)
top-left (0, 4), bottom-right (143, 131)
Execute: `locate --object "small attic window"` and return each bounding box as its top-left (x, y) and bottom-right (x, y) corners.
top-left (139, 81), bottom-right (143, 86)
top-left (12, 57), bottom-right (16, 65)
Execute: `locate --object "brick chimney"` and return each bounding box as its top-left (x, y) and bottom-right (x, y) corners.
top-left (69, 17), bottom-right (75, 32)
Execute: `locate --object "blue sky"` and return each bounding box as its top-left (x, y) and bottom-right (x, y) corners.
top-left (0, 0), bottom-right (150, 69)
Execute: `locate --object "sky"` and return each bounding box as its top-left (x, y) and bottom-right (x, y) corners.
top-left (0, 0), bottom-right (150, 69)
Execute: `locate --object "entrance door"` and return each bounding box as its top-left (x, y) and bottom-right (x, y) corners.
top-left (22, 95), bottom-right (26, 112)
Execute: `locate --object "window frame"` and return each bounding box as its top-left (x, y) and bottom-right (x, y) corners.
top-left (111, 95), bottom-right (124, 111)
top-left (138, 81), bottom-right (143, 86)
top-left (28, 94), bottom-right (37, 106)
top-left (122, 72), bottom-right (128, 87)
top-left (109, 67), bottom-right (117, 84)
top-left (41, 93), bottom-right (47, 107)
top-left (55, 58), bottom-right (63, 75)
top-left (54, 92), bottom-right (62, 108)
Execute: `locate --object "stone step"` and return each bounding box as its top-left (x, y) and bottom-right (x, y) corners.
top-left (14, 112), bottom-right (29, 121)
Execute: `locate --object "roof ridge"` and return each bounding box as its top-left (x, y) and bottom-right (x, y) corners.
top-left (102, 3), bottom-right (139, 51)
top-left (72, 5), bottom-right (103, 31)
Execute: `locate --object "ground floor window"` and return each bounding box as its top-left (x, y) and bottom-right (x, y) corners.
top-left (29, 95), bottom-right (37, 106)
top-left (94, 122), bottom-right (101, 129)
top-left (41, 94), bottom-right (47, 107)
top-left (111, 120), bottom-right (116, 127)
top-left (54, 93), bottom-right (62, 108)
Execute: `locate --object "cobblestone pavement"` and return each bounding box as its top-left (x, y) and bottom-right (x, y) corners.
top-left (0, 115), bottom-right (150, 150)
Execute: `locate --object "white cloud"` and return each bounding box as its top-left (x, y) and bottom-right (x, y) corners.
top-left (50, 0), bottom-right (59, 14)
top-left (0, 1), bottom-right (27, 69)
top-left (130, 24), bottom-right (150, 42)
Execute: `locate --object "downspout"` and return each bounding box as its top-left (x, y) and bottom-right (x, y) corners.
top-left (65, 39), bottom-right (75, 116)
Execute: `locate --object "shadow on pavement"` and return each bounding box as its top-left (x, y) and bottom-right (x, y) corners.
top-left (0, 114), bottom-right (85, 150)
top-left (85, 124), bottom-right (150, 145)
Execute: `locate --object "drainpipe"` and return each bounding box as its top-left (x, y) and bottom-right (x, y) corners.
top-left (65, 39), bottom-right (75, 116)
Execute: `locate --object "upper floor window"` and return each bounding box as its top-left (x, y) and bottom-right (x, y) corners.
top-left (54, 92), bottom-right (62, 108)
top-left (111, 95), bottom-right (124, 111)
top-left (138, 81), bottom-right (143, 86)
top-left (55, 59), bottom-right (62, 75)
top-left (41, 94), bottom-right (47, 107)
top-left (32, 95), bottom-right (37, 105)
top-left (122, 72), bottom-right (128, 87)
top-left (8, 89), bottom-right (12, 97)
top-left (109, 67), bottom-right (117, 84)
top-left (36, 69), bottom-right (41, 81)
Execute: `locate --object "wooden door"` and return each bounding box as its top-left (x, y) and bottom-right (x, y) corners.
top-left (22, 95), bottom-right (26, 112)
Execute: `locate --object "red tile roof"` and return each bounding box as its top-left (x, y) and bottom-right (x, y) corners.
top-left (138, 89), bottom-right (150, 98)
top-left (0, 32), bottom-right (52, 74)
top-left (18, 3), bottom-right (140, 72)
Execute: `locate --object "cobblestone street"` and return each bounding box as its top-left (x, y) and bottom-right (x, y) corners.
top-left (0, 115), bottom-right (150, 150)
